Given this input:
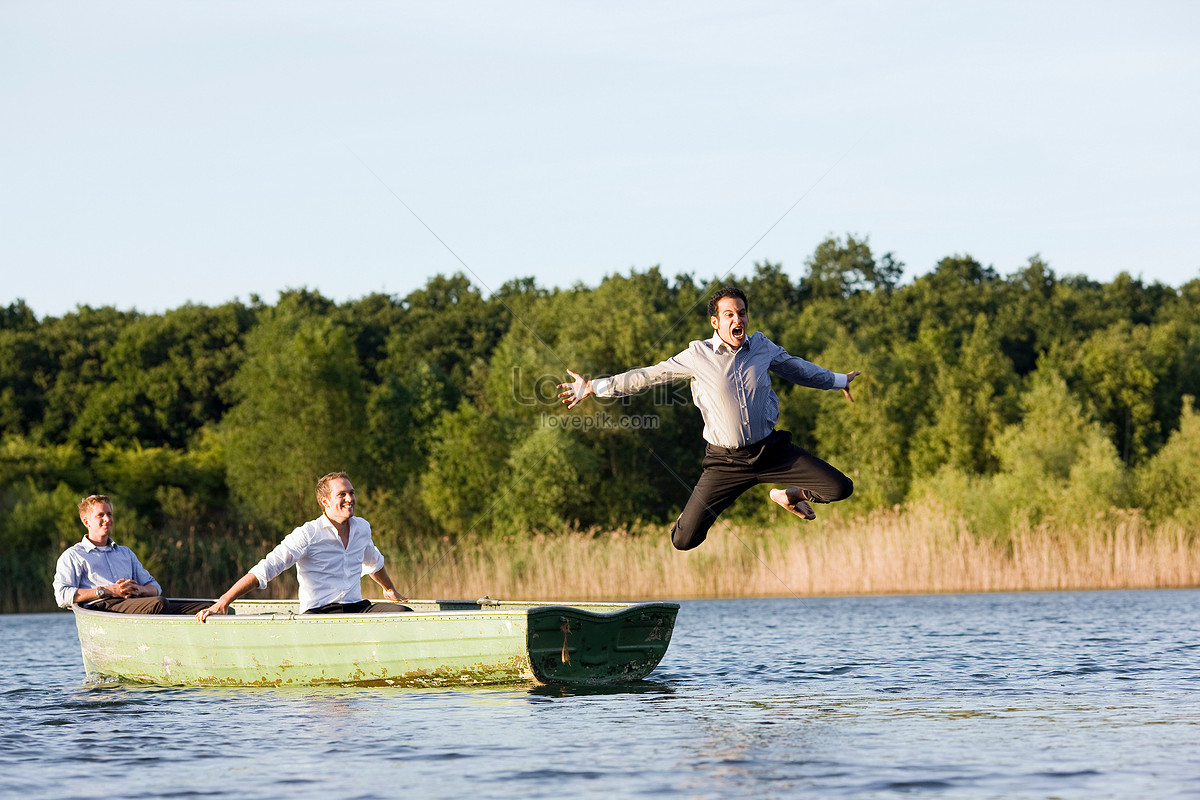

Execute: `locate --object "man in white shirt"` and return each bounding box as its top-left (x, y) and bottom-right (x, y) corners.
top-left (54, 494), bottom-right (210, 614)
top-left (196, 472), bottom-right (407, 621)
top-left (558, 287), bottom-right (859, 550)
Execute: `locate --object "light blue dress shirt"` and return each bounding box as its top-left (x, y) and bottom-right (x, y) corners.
top-left (592, 332), bottom-right (848, 449)
top-left (53, 536), bottom-right (161, 609)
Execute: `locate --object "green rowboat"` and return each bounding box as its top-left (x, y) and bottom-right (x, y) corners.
top-left (70, 597), bottom-right (679, 687)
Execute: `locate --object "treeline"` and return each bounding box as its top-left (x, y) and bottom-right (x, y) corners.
top-left (3, 236), bottom-right (1200, 610)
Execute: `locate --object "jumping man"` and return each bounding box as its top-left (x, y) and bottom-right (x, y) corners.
top-left (558, 286), bottom-right (859, 550)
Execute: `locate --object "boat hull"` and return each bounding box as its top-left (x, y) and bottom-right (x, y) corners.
top-left (70, 599), bottom-right (678, 687)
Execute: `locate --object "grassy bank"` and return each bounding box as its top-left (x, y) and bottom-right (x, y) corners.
top-left (11, 504), bottom-right (1198, 613)
top-left (380, 505), bottom-right (1200, 602)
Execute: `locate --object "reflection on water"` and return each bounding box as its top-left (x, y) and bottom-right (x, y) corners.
top-left (526, 679), bottom-right (675, 699)
top-left (4, 590), bottom-right (1200, 798)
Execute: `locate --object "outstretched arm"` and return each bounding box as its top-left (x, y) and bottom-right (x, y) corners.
top-left (770, 345), bottom-right (862, 402)
top-left (559, 357), bottom-right (695, 409)
top-left (558, 368), bottom-right (593, 409)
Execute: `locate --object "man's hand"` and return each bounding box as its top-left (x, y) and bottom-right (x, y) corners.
top-left (842, 370), bottom-right (862, 403)
top-left (557, 369), bottom-right (593, 409)
top-left (196, 601), bottom-right (229, 623)
top-left (383, 587), bottom-right (409, 603)
top-left (113, 578), bottom-right (140, 598)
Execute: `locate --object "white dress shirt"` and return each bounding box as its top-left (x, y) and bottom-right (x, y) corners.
top-left (591, 331), bottom-right (848, 449)
top-left (249, 515), bottom-right (386, 612)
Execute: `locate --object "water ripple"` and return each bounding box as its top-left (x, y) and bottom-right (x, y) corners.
top-left (3, 592), bottom-right (1200, 798)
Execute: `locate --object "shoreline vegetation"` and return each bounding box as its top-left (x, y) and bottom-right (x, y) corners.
top-left (17, 502), bottom-right (1193, 615)
top-left (5, 244), bottom-right (1200, 612)
top-left (6, 507), bottom-right (1197, 615)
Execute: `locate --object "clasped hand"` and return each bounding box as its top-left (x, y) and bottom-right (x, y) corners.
top-left (113, 578), bottom-right (143, 598)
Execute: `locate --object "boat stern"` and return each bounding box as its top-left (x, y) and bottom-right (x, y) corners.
top-left (525, 602), bottom-right (678, 685)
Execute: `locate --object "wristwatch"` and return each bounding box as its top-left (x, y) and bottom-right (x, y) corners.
top-left (96, 586), bottom-right (108, 599)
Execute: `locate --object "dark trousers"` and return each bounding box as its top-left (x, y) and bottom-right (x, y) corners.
top-left (305, 599), bottom-right (413, 614)
top-left (86, 597), bottom-right (214, 615)
top-left (669, 430), bottom-right (853, 551)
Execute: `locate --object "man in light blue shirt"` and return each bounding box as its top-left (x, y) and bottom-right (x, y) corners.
top-left (54, 494), bottom-right (210, 614)
top-left (559, 286), bottom-right (858, 550)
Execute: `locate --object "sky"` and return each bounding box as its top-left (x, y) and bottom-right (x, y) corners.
top-left (3, 1), bottom-right (1199, 319)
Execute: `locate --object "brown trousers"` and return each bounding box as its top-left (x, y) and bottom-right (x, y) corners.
top-left (85, 597), bottom-right (214, 615)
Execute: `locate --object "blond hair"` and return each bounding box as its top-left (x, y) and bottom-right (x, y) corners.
top-left (316, 472), bottom-right (351, 501)
top-left (78, 494), bottom-right (112, 522)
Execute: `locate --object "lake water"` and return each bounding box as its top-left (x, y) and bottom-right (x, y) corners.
top-left (3, 590), bottom-right (1199, 799)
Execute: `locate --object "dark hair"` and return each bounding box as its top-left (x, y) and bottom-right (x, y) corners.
top-left (707, 287), bottom-right (747, 318)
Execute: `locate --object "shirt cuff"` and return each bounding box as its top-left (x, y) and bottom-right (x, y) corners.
top-left (592, 377), bottom-right (612, 398)
top-left (832, 373), bottom-right (848, 389)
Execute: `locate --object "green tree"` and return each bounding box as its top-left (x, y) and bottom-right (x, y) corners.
top-left (802, 234), bottom-right (903, 300)
top-left (91, 434), bottom-right (228, 528)
top-left (909, 314), bottom-right (1018, 478)
top-left (806, 335), bottom-right (914, 509)
top-left (335, 292), bottom-right (407, 384)
top-left (987, 370), bottom-right (1126, 530)
top-left (1135, 396), bottom-right (1200, 528)
top-left (0, 480), bottom-right (85, 611)
top-left (390, 273), bottom-right (510, 390)
top-left (0, 301), bottom-right (45, 437)
top-left (495, 425), bottom-right (599, 533)
top-left (31, 305), bottom-right (138, 446)
top-left (1072, 322), bottom-right (1174, 464)
top-left (419, 403), bottom-right (516, 535)
top-left (900, 255), bottom-right (1000, 340)
top-left (223, 310), bottom-right (368, 526)
top-left (910, 370), bottom-right (1127, 535)
top-left (70, 302), bottom-right (254, 450)
top-left (366, 358), bottom-right (453, 494)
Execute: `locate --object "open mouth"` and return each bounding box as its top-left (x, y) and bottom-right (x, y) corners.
top-left (731, 325), bottom-right (745, 338)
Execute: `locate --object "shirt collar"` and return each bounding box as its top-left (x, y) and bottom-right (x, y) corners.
top-left (80, 535), bottom-right (114, 552)
top-left (317, 514), bottom-right (356, 536)
top-left (709, 332), bottom-right (748, 354)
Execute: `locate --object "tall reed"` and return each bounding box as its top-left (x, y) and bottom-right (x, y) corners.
top-left (379, 505), bottom-right (1200, 601)
top-left (13, 505), bottom-right (1197, 613)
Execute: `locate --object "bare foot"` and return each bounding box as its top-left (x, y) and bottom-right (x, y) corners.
top-left (770, 488), bottom-right (816, 520)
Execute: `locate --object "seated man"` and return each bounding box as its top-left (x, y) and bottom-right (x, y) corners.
top-left (197, 472), bottom-right (409, 621)
top-left (54, 494), bottom-right (211, 614)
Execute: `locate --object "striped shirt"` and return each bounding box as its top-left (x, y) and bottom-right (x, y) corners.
top-left (591, 332), bottom-right (848, 449)
top-left (53, 537), bottom-right (161, 609)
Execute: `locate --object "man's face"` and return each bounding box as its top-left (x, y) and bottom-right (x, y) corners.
top-left (710, 296), bottom-right (749, 349)
top-left (82, 503), bottom-right (114, 542)
top-left (319, 478), bottom-right (356, 524)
